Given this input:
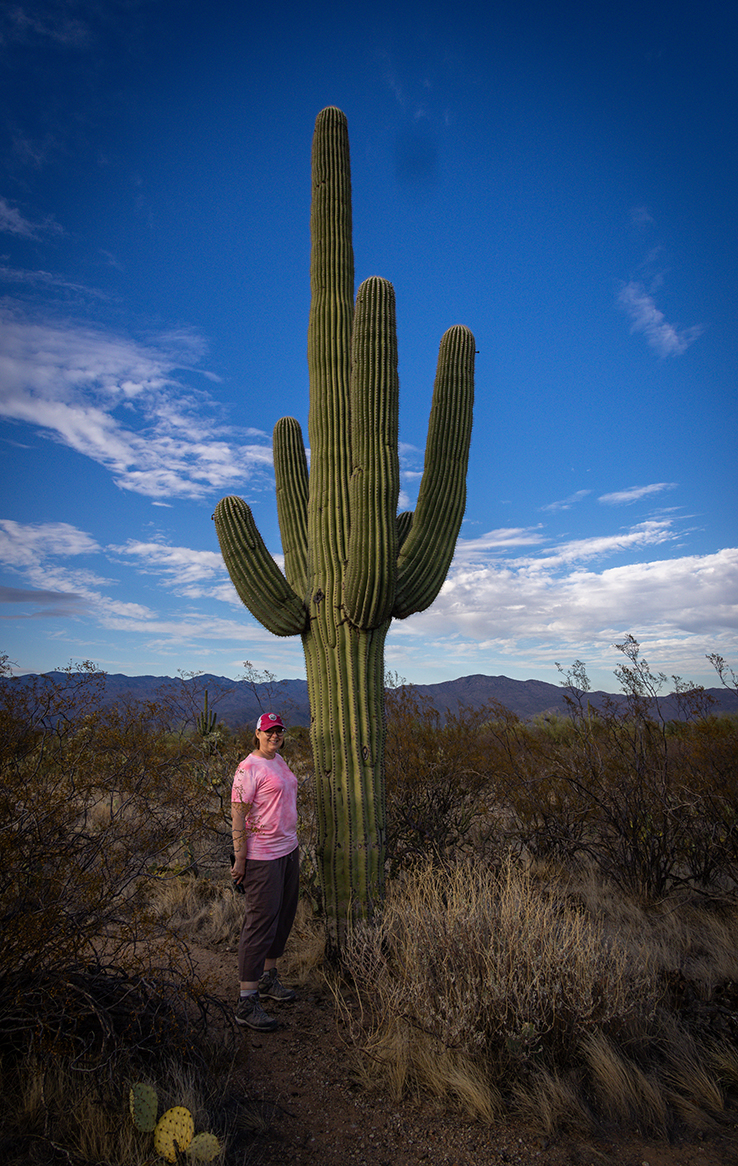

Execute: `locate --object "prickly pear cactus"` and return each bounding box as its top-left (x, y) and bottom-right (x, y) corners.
top-left (129, 1082), bottom-right (158, 1132)
top-left (214, 107), bottom-right (475, 948)
top-left (186, 1131), bottom-right (222, 1162)
top-left (153, 1106), bottom-right (195, 1162)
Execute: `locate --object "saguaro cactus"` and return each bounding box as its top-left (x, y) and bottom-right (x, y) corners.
top-left (214, 107), bottom-right (474, 945)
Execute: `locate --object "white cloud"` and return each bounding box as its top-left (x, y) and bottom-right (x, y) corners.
top-left (390, 545), bottom-right (738, 686)
top-left (541, 490), bottom-right (590, 513)
top-left (109, 540), bottom-right (226, 587)
top-left (598, 483), bottom-right (677, 505)
top-left (617, 281), bottom-right (703, 357)
top-left (0, 197), bottom-right (61, 238)
top-left (0, 309), bottom-right (273, 498)
top-left (452, 526), bottom-right (546, 560)
top-left (2, 6), bottom-right (90, 48)
top-left (0, 519), bottom-right (100, 566)
top-left (454, 520), bottom-right (677, 571)
top-left (0, 519), bottom-right (156, 622)
top-left (0, 263), bottom-right (105, 296)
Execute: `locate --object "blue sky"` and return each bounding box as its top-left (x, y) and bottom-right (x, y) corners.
top-left (1, 0), bottom-right (736, 691)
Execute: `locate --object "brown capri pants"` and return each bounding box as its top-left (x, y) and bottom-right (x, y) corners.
top-left (238, 847), bottom-right (299, 982)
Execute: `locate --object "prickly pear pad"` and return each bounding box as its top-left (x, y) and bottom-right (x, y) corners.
top-left (186, 1131), bottom-right (222, 1161)
top-left (129, 1082), bottom-right (158, 1132)
top-left (153, 1106), bottom-right (194, 1162)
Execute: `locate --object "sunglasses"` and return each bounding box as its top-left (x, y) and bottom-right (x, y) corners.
top-left (262, 727), bottom-right (284, 737)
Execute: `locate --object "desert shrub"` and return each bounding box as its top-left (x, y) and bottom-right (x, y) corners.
top-left (497, 642), bottom-right (738, 898)
top-left (383, 681), bottom-right (502, 873)
top-left (0, 660), bottom-right (245, 1079)
top-left (0, 658), bottom-right (252, 1164)
top-left (341, 858), bottom-right (656, 1094)
top-left (339, 855), bottom-right (738, 1135)
top-left (0, 661), bottom-right (238, 978)
top-left (476, 705), bottom-right (593, 864)
top-left (381, 647), bottom-right (738, 899)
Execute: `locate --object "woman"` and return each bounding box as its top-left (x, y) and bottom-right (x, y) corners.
top-left (231, 711), bottom-right (299, 1031)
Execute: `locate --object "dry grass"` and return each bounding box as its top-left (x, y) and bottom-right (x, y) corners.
top-left (581, 1030), bottom-right (669, 1134)
top-left (148, 867), bottom-right (325, 987)
top-left (148, 866), bottom-right (244, 945)
top-left (337, 855), bottom-right (738, 1136)
top-left (512, 1069), bottom-right (594, 1136)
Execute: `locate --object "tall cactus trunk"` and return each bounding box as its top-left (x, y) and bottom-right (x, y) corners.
top-left (214, 107), bottom-right (474, 952)
top-left (305, 618), bottom-right (389, 936)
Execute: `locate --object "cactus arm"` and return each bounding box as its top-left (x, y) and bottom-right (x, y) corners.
top-left (213, 495), bottom-right (307, 636)
top-left (307, 106), bottom-right (354, 627)
top-left (344, 276), bottom-right (400, 629)
top-left (393, 325), bottom-right (475, 619)
top-left (273, 416), bottom-right (309, 598)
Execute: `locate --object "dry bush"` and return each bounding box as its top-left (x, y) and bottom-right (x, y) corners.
top-left (339, 856), bottom-right (738, 1137)
top-left (383, 680), bottom-right (504, 874)
top-left (340, 857), bottom-right (656, 1119)
top-left (0, 659), bottom-right (249, 1163)
top-left (496, 642), bottom-right (738, 898)
top-left (148, 868), bottom-right (244, 946)
top-left (0, 660), bottom-right (237, 979)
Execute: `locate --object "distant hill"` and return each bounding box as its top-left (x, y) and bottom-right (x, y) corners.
top-left (4, 669), bottom-right (736, 727)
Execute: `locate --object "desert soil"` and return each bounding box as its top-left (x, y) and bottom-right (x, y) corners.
top-left (191, 943), bottom-right (738, 1166)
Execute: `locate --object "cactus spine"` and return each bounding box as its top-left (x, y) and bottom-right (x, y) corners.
top-left (214, 108), bottom-right (475, 946)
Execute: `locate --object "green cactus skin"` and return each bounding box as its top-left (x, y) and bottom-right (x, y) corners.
top-left (186, 1131), bottom-right (222, 1161)
top-left (214, 107), bottom-right (475, 947)
top-left (129, 1082), bottom-right (158, 1132)
top-left (154, 1106), bottom-right (194, 1162)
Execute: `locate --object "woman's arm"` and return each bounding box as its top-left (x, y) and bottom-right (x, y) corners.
top-left (231, 800), bottom-right (249, 884)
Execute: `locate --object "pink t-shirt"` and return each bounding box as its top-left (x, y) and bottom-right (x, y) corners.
top-left (231, 752), bottom-right (298, 860)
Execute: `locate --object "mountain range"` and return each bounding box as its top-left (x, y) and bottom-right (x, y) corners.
top-left (6, 669), bottom-right (737, 728)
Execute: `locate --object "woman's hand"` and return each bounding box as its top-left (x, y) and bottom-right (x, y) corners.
top-left (231, 851), bottom-right (247, 884)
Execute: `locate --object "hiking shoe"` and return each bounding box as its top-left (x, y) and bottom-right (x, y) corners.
top-left (234, 993), bottom-right (278, 1031)
top-left (258, 968), bottom-right (296, 1002)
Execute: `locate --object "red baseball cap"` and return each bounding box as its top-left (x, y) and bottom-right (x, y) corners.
top-left (256, 713), bottom-right (285, 732)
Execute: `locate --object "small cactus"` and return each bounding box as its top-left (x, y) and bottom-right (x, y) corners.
top-left (154, 1106), bottom-right (195, 1162)
top-left (196, 690), bottom-right (218, 738)
top-left (129, 1081), bottom-right (221, 1162)
top-left (186, 1131), bottom-right (222, 1161)
top-left (129, 1082), bottom-right (158, 1132)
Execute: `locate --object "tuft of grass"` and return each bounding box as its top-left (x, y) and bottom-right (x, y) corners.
top-left (581, 1030), bottom-right (669, 1134)
top-left (512, 1068), bottom-right (594, 1136)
